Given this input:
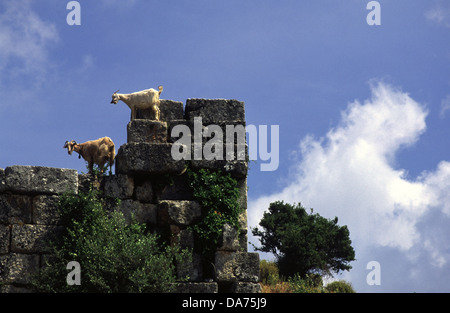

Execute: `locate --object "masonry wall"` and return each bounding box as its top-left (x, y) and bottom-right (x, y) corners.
top-left (0, 98), bottom-right (260, 293)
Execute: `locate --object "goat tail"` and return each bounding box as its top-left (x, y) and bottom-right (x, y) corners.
top-left (158, 85), bottom-right (163, 95)
top-left (108, 139), bottom-right (116, 165)
top-left (110, 145), bottom-right (116, 166)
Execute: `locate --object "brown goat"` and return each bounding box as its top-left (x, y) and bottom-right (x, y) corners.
top-left (63, 137), bottom-right (115, 175)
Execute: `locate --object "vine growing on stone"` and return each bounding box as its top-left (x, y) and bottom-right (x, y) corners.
top-left (186, 167), bottom-right (243, 259)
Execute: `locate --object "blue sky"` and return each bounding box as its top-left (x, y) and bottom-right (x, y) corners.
top-left (1, 0), bottom-right (450, 292)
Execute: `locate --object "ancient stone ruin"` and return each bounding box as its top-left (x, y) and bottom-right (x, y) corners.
top-left (0, 98), bottom-right (260, 293)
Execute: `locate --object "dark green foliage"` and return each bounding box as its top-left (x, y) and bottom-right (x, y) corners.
top-left (32, 188), bottom-right (191, 293)
top-left (186, 168), bottom-right (243, 258)
top-left (252, 201), bottom-right (355, 278)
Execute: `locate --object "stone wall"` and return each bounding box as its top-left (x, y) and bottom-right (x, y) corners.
top-left (0, 98), bottom-right (260, 293)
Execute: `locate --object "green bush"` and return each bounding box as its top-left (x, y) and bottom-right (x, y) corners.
top-left (325, 280), bottom-right (356, 293)
top-left (32, 188), bottom-right (191, 293)
top-left (259, 260), bottom-right (280, 285)
top-left (288, 274), bottom-right (326, 293)
top-left (187, 168), bottom-right (243, 258)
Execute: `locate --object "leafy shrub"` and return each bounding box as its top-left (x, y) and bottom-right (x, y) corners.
top-left (187, 168), bottom-right (243, 258)
top-left (288, 274), bottom-right (326, 293)
top-left (259, 260), bottom-right (280, 286)
top-left (325, 280), bottom-right (356, 293)
top-left (32, 188), bottom-right (191, 293)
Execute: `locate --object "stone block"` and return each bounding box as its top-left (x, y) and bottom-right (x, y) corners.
top-left (0, 168), bottom-right (5, 193)
top-left (11, 224), bottom-right (64, 254)
top-left (0, 194), bottom-right (32, 224)
top-left (237, 178), bottom-right (248, 211)
top-left (239, 232), bottom-right (248, 252)
top-left (33, 195), bottom-right (62, 225)
top-left (0, 253), bottom-right (40, 285)
top-left (173, 282), bottom-right (218, 293)
top-left (158, 200), bottom-right (201, 226)
top-left (102, 174), bottom-right (134, 199)
top-left (215, 251), bottom-right (259, 283)
top-left (127, 120), bottom-right (168, 143)
top-left (169, 119), bottom-right (247, 145)
top-left (77, 174), bottom-right (96, 194)
top-left (217, 224), bottom-right (240, 252)
top-left (191, 159), bottom-right (248, 178)
top-left (0, 224), bottom-right (10, 254)
top-left (115, 143), bottom-right (187, 175)
top-left (231, 282), bottom-right (262, 293)
top-left (135, 99), bottom-right (184, 121)
top-left (4, 166), bottom-right (78, 195)
top-left (134, 180), bottom-right (154, 202)
top-left (117, 200), bottom-right (157, 224)
top-left (185, 99), bottom-right (245, 124)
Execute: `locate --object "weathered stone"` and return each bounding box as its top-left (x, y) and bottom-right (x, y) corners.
top-left (134, 180), bottom-right (153, 202)
top-left (5, 166), bottom-right (78, 195)
top-left (0, 224), bottom-right (10, 254)
top-left (11, 224), bottom-right (64, 253)
top-left (215, 251), bottom-right (259, 283)
top-left (218, 224), bottom-right (240, 252)
top-left (191, 159), bottom-right (248, 178)
top-left (127, 120), bottom-right (168, 143)
top-left (77, 174), bottom-right (96, 194)
top-left (0, 253), bottom-right (40, 285)
top-left (158, 200), bottom-right (201, 226)
top-left (33, 195), bottom-right (61, 225)
top-left (174, 282), bottom-right (218, 293)
top-left (136, 99), bottom-right (184, 121)
top-left (239, 232), bottom-right (248, 252)
top-left (0, 194), bottom-right (32, 224)
top-left (237, 178), bottom-right (248, 211)
top-left (0, 168), bottom-right (5, 193)
top-left (102, 174), bottom-right (134, 199)
top-left (185, 99), bottom-right (245, 124)
top-left (117, 200), bottom-right (157, 224)
top-left (231, 282), bottom-right (262, 293)
top-left (115, 143), bottom-right (187, 175)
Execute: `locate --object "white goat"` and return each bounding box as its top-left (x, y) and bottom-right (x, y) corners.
top-left (63, 137), bottom-right (115, 175)
top-left (110, 86), bottom-right (163, 121)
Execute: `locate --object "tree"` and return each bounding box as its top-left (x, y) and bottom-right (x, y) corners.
top-left (252, 201), bottom-right (355, 278)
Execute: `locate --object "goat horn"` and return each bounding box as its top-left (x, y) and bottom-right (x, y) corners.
top-left (114, 89), bottom-right (119, 94)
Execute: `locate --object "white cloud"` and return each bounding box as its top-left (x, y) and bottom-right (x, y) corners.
top-left (425, 2), bottom-right (450, 28)
top-left (248, 81), bottom-right (450, 291)
top-left (0, 0), bottom-right (58, 81)
top-left (439, 95), bottom-right (450, 118)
